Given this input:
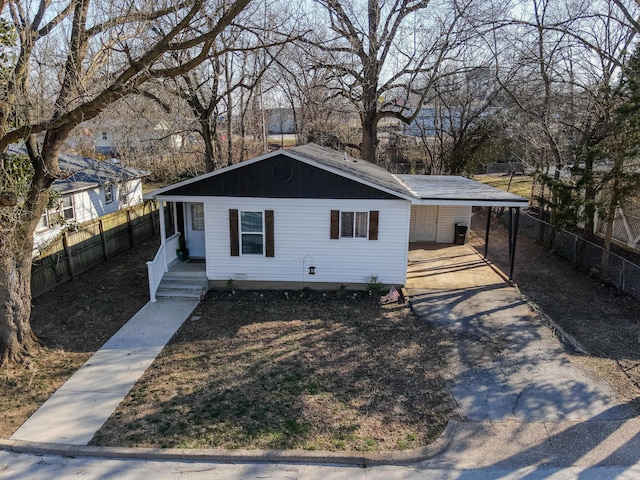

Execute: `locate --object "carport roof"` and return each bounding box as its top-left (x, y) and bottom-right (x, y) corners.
top-left (395, 175), bottom-right (529, 207)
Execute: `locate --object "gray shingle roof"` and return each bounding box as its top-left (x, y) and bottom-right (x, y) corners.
top-left (289, 143), bottom-right (413, 198)
top-left (395, 175), bottom-right (529, 205)
top-left (7, 145), bottom-right (149, 194)
top-left (150, 142), bottom-right (529, 207)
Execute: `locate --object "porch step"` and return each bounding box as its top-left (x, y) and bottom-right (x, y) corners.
top-left (156, 272), bottom-right (208, 300)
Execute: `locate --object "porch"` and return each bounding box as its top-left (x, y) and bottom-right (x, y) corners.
top-left (146, 231), bottom-right (208, 301)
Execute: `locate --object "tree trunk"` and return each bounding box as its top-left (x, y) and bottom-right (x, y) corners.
top-left (582, 155), bottom-right (596, 238)
top-left (600, 159), bottom-right (623, 275)
top-left (600, 203), bottom-right (616, 276)
top-left (361, 114), bottom-right (378, 163)
top-left (200, 119), bottom-right (216, 172)
top-left (0, 245), bottom-right (41, 365)
top-left (0, 130), bottom-right (65, 365)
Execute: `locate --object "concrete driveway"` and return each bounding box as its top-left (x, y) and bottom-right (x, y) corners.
top-left (406, 243), bottom-right (634, 423)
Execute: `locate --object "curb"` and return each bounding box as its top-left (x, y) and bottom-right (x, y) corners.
top-left (0, 421), bottom-right (457, 467)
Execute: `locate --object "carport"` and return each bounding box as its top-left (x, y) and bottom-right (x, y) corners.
top-left (395, 175), bottom-right (530, 280)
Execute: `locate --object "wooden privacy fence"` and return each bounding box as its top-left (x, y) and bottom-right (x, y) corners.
top-left (31, 201), bottom-right (160, 298)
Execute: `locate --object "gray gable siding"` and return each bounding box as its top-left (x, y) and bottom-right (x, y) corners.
top-left (161, 154), bottom-right (403, 200)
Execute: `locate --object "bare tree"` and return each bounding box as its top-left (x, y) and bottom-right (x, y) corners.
top-left (481, 0), bottom-right (634, 228)
top-left (270, 43), bottom-right (350, 148)
top-left (0, 0), bottom-right (252, 365)
top-left (155, 0), bottom-right (298, 171)
top-left (307, 0), bottom-right (471, 163)
top-left (411, 64), bottom-right (505, 175)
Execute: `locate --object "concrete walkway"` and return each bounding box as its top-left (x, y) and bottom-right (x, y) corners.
top-left (10, 299), bottom-right (199, 445)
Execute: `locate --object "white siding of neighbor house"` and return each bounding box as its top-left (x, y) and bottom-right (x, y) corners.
top-left (436, 206), bottom-right (472, 243)
top-left (73, 178), bottom-right (144, 222)
top-left (33, 179), bottom-right (144, 253)
top-left (202, 197), bottom-right (411, 286)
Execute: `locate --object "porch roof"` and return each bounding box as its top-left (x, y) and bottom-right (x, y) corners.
top-left (395, 175), bottom-right (529, 207)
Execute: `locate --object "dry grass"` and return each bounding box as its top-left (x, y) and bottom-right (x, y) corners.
top-left (91, 291), bottom-right (456, 451)
top-left (474, 174), bottom-right (534, 199)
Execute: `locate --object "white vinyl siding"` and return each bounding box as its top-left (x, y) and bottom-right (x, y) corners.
top-left (72, 178), bottom-right (145, 222)
top-left (409, 205), bottom-right (471, 243)
top-left (203, 197), bottom-right (410, 285)
top-left (33, 179), bottom-right (146, 253)
top-left (436, 206), bottom-right (472, 243)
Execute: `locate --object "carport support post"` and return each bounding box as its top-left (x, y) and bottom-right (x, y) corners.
top-left (484, 207), bottom-right (492, 258)
top-left (508, 207), bottom-right (520, 280)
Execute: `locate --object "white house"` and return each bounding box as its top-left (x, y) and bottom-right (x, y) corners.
top-left (24, 149), bottom-right (149, 253)
top-left (146, 143), bottom-right (528, 300)
top-left (94, 119), bottom-right (186, 157)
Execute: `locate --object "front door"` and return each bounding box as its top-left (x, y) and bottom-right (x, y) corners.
top-left (186, 203), bottom-right (206, 258)
top-left (415, 206), bottom-right (438, 242)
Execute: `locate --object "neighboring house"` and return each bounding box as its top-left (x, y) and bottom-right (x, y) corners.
top-left (267, 108), bottom-right (296, 135)
top-left (597, 200), bottom-right (640, 253)
top-left (146, 143), bottom-right (527, 299)
top-left (7, 146), bottom-right (151, 253)
top-left (93, 119), bottom-right (186, 156)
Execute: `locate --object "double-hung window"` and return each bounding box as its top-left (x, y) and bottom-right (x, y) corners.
top-left (340, 211), bottom-right (369, 238)
top-left (330, 210), bottom-right (379, 241)
top-left (240, 211), bottom-right (264, 254)
top-left (119, 184), bottom-right (129, 205)
top-left (61, 196), bottom-right (75, 221)
top-left (105, 184), bottom-right (114, 204)
top-left (229, 209), bottom-right (274, 257)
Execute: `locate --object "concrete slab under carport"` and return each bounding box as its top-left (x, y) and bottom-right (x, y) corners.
top-left (407, 243), bottom-right (507, 290)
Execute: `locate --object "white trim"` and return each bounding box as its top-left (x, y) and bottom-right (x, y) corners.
top-left (411, 198), bottom-right (528, 207)
top-left (339, 210), bottom-right (370, 239)
top-left (239, 210), bottom-right (265, 256)
top-left (393, 174), bottom-right (419, 197)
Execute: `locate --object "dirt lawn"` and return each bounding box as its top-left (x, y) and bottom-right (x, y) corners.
top-left (90, 292), bottom-right (455, 451)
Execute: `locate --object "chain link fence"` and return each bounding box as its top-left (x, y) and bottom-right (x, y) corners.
top-left (516, 211), bottom-right (640, 301)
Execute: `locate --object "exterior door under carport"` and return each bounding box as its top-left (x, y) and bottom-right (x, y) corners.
top-left (413, 205), bottom-right (438, 242)
top-left (186, 202), bottom-right (206, 258)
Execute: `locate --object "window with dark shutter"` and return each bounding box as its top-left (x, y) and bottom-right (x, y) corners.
top-left (229, 209), bottom-right (239, 256)
top-left (265, 210), bottom-right (274, 257)
top-left (331, 210), bottom-right (378, 239)
top-left (330, 210), bottom-right (340, 239)
top-left (369, 210), bottom-right (379, 240)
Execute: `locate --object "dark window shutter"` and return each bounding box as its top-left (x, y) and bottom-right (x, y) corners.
top-left (265, 210), bottom-right (274, 257)
top-left (369, 210), bottom-right (379, 240)
top-left (229, 209), bottom-right (239, 256)
top-left (330, 210), bottom-right (340, 239)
